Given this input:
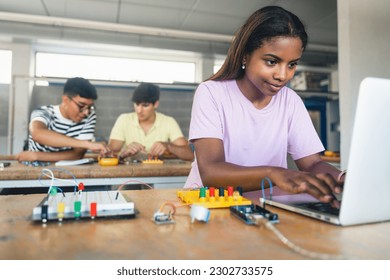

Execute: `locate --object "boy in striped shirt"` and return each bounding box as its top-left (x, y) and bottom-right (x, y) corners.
top-left (16, 77), bottom-right (110, 162)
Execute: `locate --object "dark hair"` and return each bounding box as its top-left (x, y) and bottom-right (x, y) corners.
top-left (131, 82), bottom-right (160, 104)
top-left (63, 77), bottom-right (97, 100)
top-left (210, 6), bottom-right (308, 81)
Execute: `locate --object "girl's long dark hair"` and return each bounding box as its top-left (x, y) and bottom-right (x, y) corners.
top-left (209, 6), bottom-right (308, 81)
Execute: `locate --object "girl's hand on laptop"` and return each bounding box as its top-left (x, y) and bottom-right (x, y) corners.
top-left (270, 168), bottom-right (341, 208)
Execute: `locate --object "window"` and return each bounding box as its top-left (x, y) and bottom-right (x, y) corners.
top-left (35, 52), bottom-right (196, 84)
top-left (213, 58), bottom-right (225, 74)
top-left (0, 50), bottom-right (12, 84)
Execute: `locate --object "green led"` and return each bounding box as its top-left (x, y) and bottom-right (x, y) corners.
top-left (49, 187), bottom-right (58, 196)
top-left (74, 201), bottom-right (82, 218)
top-left (199, 187), bottom-right (206, 198)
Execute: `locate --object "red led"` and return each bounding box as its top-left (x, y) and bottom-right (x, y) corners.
top-left (90, 202), bottom-right (97, 218)
top-left (227, 186), bottom-right (234, 196)
top-left (209, 187), bottom-right (215, 197)
top-left (78, 182), bottom-right (85, 191)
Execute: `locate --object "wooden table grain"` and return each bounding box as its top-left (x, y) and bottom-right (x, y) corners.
top-left (0, 160), bottom-right (191, 189)
top-left (1, 189), bottom-right (389, 260)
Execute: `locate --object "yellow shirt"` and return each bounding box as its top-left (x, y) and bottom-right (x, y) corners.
top-left (109, 112), bottom-right (184, 152)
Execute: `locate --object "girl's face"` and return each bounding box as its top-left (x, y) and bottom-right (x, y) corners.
top-left (241, 36), bottom-right (303, 100)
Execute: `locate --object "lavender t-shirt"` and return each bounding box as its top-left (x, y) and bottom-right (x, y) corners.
top-left (184, 80), bottom-right (324, 188)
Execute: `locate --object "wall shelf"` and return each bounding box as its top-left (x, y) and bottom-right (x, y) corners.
top-left (296, 90), bottom-right (339, 100)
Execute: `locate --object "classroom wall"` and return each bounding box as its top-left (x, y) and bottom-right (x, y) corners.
top-left (338, 0), bottom-right (390, 168)
top-left (0, 84), bottom-right (9, 154)
top-left (3, 43), bottom-right (34, 154)
top-left (29, 83), bottom-right (196, 145)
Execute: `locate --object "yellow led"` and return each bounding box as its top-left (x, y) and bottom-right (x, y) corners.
top-left (57, 202), bottom-right (65, 221)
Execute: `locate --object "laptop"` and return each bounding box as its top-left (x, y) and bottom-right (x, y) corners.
top-left (244, 77), bottom-right (390, 226)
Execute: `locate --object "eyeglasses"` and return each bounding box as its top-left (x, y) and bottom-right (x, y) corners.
top-left (68, 96), bottom-right (95, 112)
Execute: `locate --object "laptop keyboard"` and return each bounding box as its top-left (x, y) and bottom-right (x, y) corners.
top-left (295, 202), bottom-right (340, 216)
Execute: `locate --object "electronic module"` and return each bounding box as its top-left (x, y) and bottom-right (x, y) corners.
top-left (177, 186), bottom-right (252, 208)
top-left (32, 190), bottom-right (137, 223)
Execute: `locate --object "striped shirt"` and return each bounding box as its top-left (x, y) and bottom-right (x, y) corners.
top-left (28, 105), bottom-right (96, 152)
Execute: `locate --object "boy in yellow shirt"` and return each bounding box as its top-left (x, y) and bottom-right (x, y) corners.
top-left (108, 83), bottom-right (194, 161)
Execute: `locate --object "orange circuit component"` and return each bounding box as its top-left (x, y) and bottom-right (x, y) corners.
top-left (98, 157), bottom-right (119, 166)
top-left (323, 150), bottom-right (340, 157)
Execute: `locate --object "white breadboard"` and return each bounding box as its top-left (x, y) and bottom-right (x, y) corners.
top-left (32, 190), bottom-right (136, 222)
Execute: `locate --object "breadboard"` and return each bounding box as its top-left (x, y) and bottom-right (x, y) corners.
top-left (32, 190), bottom-right (136, 222)
top-left (177, 188), bottom-right (252, 208)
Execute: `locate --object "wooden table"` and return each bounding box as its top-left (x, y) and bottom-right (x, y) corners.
top-left (1, 189), bottom-right (389, 260)
top-left (0, 160), bottom-right (191, 189)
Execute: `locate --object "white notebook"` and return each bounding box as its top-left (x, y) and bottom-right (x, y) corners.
top-left (55, 158), bottom-right (96, 166)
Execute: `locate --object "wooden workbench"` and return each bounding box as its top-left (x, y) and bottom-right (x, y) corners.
top-left (1, 188), bottom-right (389, 260)
top-left (0, 160), bottom-right (192, 189)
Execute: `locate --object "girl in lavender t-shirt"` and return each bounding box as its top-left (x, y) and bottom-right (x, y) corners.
top-left (185, 6), bottom-right (343, 205)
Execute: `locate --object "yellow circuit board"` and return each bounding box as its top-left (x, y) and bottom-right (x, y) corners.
top-left (142, 159), bottom-right (164, 164)
top-left (177, 188), bottom-right (252, 208)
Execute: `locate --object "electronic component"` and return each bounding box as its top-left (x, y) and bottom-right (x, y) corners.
top-left (230, 204), bottom-right (279, 224)
top-left (98, 157), bottom-right (119, 166)
top-left (142, 159), bottom-right (164, 164)
top-left (32, 190), bottom-right (137, 223)
top-left (153, 201), bottom-right (176, 225)
top-left (41, 204), bottom-right (49, 223)
top-left (0, 161), bottom-right (11, 169)
top-left (177, 187), bottom-right (252, 208)
top-left (153, 211), bottom-right (175, 225)
top-left (143, 154), bottom-right (163, 164)
top-left (90, 202), bottom-right (97, 219)
top-left (74, 201), bottom-right (82, 219)
top-left (57, 202), bottom-right (65, 221)
top-left (189, 205), bottom-right (210, 223)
